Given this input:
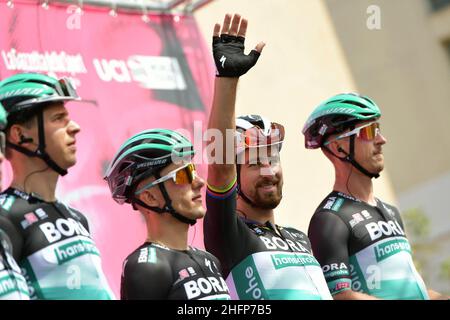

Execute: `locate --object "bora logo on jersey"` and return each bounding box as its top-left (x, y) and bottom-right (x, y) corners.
top-left (39, 218), bottom-right (90, 243)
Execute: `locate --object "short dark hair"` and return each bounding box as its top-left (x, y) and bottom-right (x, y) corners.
top-left (5, 102), bottom-right (58, 131)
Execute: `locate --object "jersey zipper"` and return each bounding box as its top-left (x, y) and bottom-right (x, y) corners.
top-left (275, 224), bottom-right (323, 297)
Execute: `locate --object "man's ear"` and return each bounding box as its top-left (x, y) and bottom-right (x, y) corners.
top-left (327, 139), bottom-right (348, 156)
top-left (138, 188), bottom-right (161, 208)
top-left (8, 124), bottom-right (25, 144)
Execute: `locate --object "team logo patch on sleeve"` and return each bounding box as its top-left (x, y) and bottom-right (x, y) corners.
top-left (323, 197), bottom-right (336, 210)
top-left (331, 198), bottom-right (344, 211)
top-left (138, 247), bottom-right (157, 264)
top-left (0, 196), bottom-right (15, 211)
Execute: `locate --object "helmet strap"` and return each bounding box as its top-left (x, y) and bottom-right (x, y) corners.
top-left (133, 171), bottom-right (197, 225)
top-left (347, 135), bottom-right (380, 179)
top-left (236, 163), bottom-right (268, 209)
top-left (323, 134), bottom-right (379, 179)
top-left (6, 110), bottom-right (68, 176)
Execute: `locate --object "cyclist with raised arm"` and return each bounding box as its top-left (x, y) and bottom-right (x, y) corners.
top-left (203, 13), bottom-right (332, 300)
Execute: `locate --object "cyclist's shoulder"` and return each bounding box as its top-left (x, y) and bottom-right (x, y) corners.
top-left (375, 198), bottom-right (403, 221)
top-left (63, 203), bottom-right (84, 215)
top-left (313, 191), bottom-right (367, 217)
top-left (309, 192), bottom-right (361, 236)
top-left (54, 201), bottom-right (88, 222)
top-left (375, 198), bottom-right (400, 213)
top-left (0, 188), bottom-right (31, 214)
top-left (122, 244), bottom-right (174, 294)
top-left (190, 246), bottom-right (221, 263)
top-left (124, 242), bottom-right (173, 272)
top-left (279, 225), bottom-right (308, 237)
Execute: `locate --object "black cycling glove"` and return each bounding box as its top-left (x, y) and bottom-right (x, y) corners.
top-left (212, 34), bottom-right (261, 77)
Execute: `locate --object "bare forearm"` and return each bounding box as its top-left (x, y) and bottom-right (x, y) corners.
top-left (208, 78), bottom-right (239, 138)
top-left (207, 13), bottom-right (264, 188)
top-left (207, 77), bottom-right (239, 187)
top-left (333, 290), bottom-right (380, 300)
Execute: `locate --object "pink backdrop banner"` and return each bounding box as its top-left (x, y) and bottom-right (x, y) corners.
top-left (0, 0), bottom-right (215, 297)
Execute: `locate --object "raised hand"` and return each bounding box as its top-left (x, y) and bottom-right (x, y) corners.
top-left (212, 13), bottom-right (265, 78)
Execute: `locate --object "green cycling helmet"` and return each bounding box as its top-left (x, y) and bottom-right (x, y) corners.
top-left (104, 128), bottom-right (197, 225)
top-left (104, 128), bottom-right (195, 204)
top-left (0, 102), bottom-right (7, 130)
top-left (302, 93), bottom-right (381, 149)
top-left (0, 73), bottom-right (80, 115)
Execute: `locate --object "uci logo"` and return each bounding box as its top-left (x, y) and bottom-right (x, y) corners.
top-left (92, 56), bottom-right (186, 90)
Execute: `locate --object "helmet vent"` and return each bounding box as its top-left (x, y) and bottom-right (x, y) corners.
top-left (341, 100), bottom-right (370, 109)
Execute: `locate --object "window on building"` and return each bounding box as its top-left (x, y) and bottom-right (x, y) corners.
top-left (429, 0), bottom-right (450, 11)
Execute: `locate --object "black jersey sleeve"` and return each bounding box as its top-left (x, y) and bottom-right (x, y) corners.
top-left (0, 213), bottom-right (23, 261)
top-left (204, 180), bottom-right (252, 277)
top-left (0, 228), bottom-right (29, 300)
top-left (308, 211), bottom-right (353, 296)
top-left (120, 255), bottom-right (172, 300)
top-left (0, 228), bottom-right (22, 274)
